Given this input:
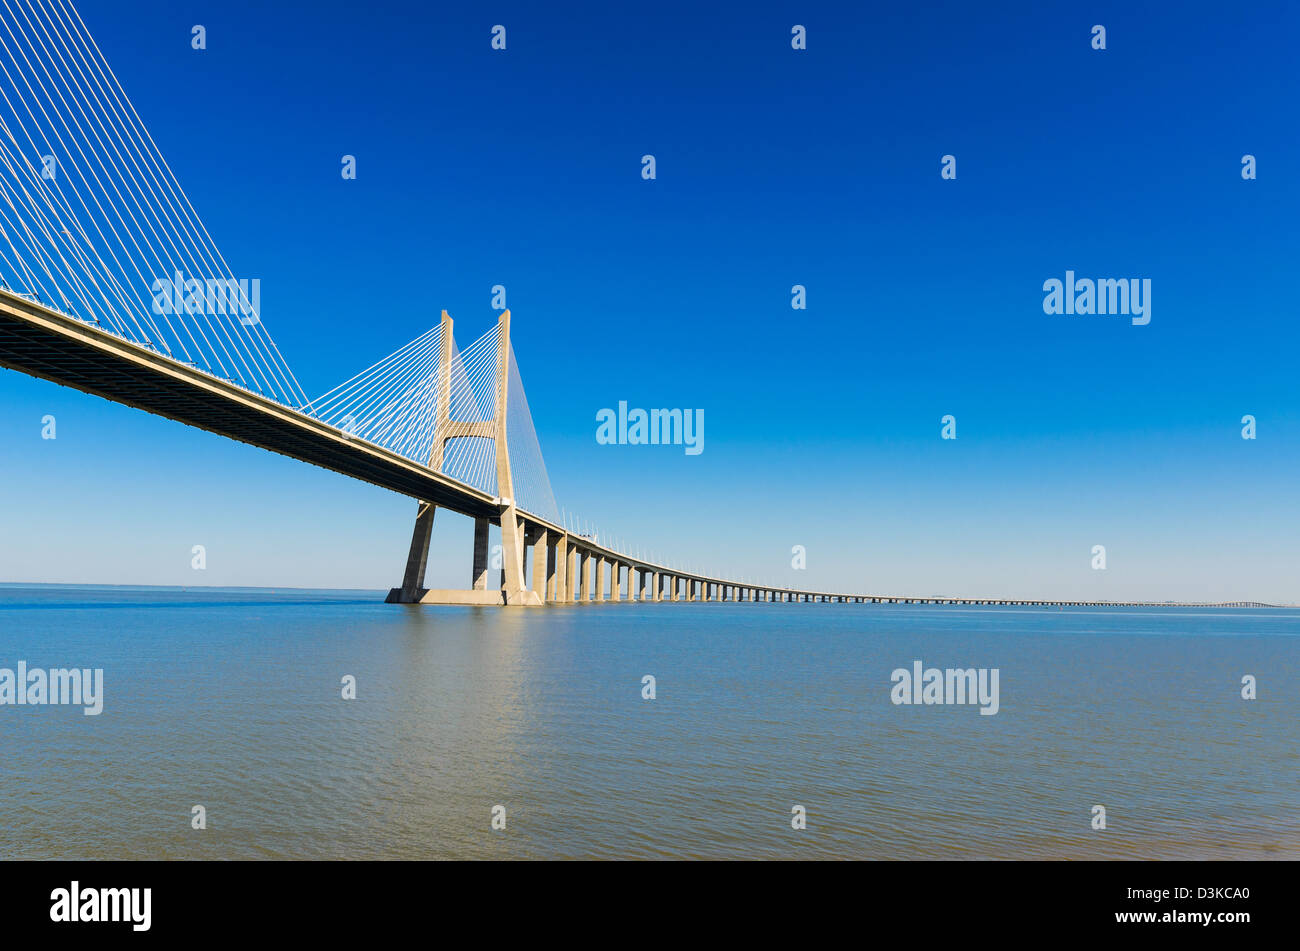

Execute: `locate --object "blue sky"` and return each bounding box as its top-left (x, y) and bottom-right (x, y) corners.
top-left (1, 0), bottom-right (1297, 601)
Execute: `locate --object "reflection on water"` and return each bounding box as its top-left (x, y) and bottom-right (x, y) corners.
top-left (0, 585), bottom-right (1296, 859)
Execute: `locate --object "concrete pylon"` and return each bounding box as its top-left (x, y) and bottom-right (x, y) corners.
top-left (493, 310), bottom-right (537, 605)
top-left (388, 308), bottom-right (540, 606)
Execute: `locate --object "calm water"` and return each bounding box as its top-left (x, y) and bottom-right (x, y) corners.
top-left (0, 585), bottom-right (1295, 860)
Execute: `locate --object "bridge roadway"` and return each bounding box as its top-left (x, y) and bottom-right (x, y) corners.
top-left (0, 291), bottom-right (1277, 610)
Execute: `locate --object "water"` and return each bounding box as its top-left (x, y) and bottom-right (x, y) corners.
top-left (0, 585), bottom-right (1295, 860)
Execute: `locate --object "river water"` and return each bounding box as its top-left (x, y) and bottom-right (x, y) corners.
top-left (1, 585), bottom-right (1295, 859)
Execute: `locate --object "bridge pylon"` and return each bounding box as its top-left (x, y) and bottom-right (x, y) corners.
top-left (387, 308), bottom-right (542, 606)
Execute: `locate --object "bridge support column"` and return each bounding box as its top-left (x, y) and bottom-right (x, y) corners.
top-left (651, 571), bottom-right (660, 602)
top-left (393, 500), bottom-right (436, 602)
top-left (531, 529), bottom-right (548, 599)
top-left (595, 556), bottom-right (606, 601)
top-left (580, 551), bottom-right (592, 602)
top-left (671, 576), bottom-right (679, 601)
top-left (472, 517), bottom-right (490, 590)
top-left (567, 546), bottom-right (580, 602)
top-left (610, 563), bottom-right (622, 601)
top-left (498, 506), bottom-right (537, 605)
top-left (553, 535), bottom-right (568, 602)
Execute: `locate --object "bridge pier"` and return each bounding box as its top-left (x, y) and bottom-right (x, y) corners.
top-left (580, 551), bottom-right (592, 602)
top-left (397, 500), bottom-right (436, 602)
top-left (531, 529), bottom-right (548, 600)
top-left (471, 518), bottom-right (490, 590)
top-left (553, 536), bottom-right (568, 601)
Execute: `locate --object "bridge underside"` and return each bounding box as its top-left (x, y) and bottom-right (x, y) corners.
top-left (0, 296), bottom-right (500, 519)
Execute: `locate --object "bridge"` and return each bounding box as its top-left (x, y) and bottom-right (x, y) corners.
top-left (0, 1), bottom-right (1275, 610)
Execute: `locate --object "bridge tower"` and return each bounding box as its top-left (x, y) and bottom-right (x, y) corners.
top-left (387, 308), bottom-right (541, 606)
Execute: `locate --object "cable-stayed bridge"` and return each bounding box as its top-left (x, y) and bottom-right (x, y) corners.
top-left (0, 1), bottom-right (1272, 609)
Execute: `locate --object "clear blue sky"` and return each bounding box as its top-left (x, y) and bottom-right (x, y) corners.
top-left (1, 0), bottom-right (1297, 602)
